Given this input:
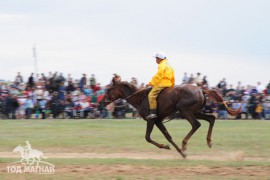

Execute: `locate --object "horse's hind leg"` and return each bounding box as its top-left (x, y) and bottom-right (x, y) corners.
top-left (155, 121), bottom-right (186, 158)
top-left (181, 112), bottom-right (201, 152)
top-left (194, 112), bottom-right (216, 148)
top-left (145, 119), bottom-right (170, 150)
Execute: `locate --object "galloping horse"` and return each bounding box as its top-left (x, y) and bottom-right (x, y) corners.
top-left (100, 81), bottom-right (241, 158)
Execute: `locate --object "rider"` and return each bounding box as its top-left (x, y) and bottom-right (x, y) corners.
top-left (146, 52), bottom-right (175, 120)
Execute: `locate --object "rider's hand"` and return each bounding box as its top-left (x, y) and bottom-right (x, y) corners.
top-left (146, 84), bottom-right (151, 87)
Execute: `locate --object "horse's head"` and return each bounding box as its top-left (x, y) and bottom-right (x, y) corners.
top-left (13, 145), bottom-right (24, 153)
top-left (100, 81), bottom-right (137, 106)
top-left (100, 83), bottom-right (123, 106)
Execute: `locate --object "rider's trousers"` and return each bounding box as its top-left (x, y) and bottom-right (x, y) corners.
top-left (148, 86), bottom-right (165, 110)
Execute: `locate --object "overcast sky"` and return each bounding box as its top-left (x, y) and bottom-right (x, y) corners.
top-left (0, 0), bottom-right (269, 87)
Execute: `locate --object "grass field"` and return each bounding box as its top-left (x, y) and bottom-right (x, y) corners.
top-left (0, 119), bottom-right (269, 179)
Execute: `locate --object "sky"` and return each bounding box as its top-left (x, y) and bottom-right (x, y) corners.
top-left (0, 0), bottom-right (269, 87)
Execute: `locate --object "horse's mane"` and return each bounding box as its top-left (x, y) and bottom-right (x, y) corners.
top-left (116, 81), bottom-right (138, 93)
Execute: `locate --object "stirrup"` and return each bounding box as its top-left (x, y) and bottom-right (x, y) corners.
top-left (146, 113), bottom-right (157, 120)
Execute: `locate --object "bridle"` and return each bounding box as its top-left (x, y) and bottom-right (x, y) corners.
top-left (103, 94), bottom-right (115, 104)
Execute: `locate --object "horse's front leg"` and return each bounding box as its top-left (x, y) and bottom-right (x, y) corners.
top-left (145, 119), bottom-right (170, 150)
top-left (155, 121), bottom-right (187, 158)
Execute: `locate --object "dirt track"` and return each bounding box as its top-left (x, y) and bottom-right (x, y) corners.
top-left (1, 151), bottom-right (270, 161)
top-left (55, 165), bottom-right (270, 177)
top-left (1, 151), bottom-right (270, 178)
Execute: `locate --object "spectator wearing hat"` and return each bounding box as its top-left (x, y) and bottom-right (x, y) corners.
top-left (130, 77), bottom-right (138, 88)
top-left (182, 72), bottom-right (189, 84)
top-left (194, 72), bottom-right (203, 86)
top-left (217, 78), bottom-right (227, 96)
top-left (28, 73), bottom-right (35, 88)
top-left (14, 72), bottom-right (23, 86)
top-left (188, 73), bottom-right (194, 84)
top-left (80, 74), bottom-right (87, 91)
top-left (111, 74), bottom-right (121, 84)
top-left (90, 74), bottom-right (96, 89)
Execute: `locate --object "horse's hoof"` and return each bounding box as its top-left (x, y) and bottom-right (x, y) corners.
top-left (181, 151), bottom-right (187, 159)
top-left (164, 145), bottom-right (170, 150)
top-left (207, 142), bottom-right (213, 148)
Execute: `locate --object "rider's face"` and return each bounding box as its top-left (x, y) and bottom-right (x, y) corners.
top-left (156, 57), bottom-right (162, 64)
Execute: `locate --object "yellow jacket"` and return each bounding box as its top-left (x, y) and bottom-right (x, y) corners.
top-left (149, 59), bottom-right (175, 87)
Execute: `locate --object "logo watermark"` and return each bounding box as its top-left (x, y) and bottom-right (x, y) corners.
top-left (7, 141), bottom-right (55, 174)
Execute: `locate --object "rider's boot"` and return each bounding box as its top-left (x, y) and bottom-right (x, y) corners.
top-left (146, 109), bottom-right (157, 120)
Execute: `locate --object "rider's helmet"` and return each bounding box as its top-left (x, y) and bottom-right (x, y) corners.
top-left (153, 52), bottom-right (166, 60)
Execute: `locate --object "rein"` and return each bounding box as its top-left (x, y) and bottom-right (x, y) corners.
top-left (124, 87), bottom-right (150, 101)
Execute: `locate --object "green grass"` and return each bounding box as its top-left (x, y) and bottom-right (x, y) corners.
top-left (0, 119), bottom-right (269, 157)
top-left (0, 119), bottom-right (269, 179)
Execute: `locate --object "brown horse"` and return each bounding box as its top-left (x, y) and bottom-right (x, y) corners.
top-left (100, 81), bottom-right (241, 158)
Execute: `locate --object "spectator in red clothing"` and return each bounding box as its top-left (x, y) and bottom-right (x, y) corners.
top-left (97, 93), bottom-right (104, 103)
top-left (93, 83), bottom-right (101, 92)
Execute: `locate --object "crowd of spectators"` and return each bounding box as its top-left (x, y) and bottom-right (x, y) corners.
top-left (0, 72), bottom-right (137, 120)
top-left (182, 72), bottom-right (270, 120)
top-left (0, 71), bottom-right (269, 120)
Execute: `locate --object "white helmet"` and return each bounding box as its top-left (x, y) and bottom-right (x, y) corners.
top-left (153, 52), bottom-right (166, 59)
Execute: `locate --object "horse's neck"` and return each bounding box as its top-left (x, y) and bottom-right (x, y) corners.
top-left (125, 89), bottom-right (148, 110)
top-left (119, 85), bottom-right (141, 109)
top-left (126, 98), bottom-right (139, 109)
top-left (119, 83), bottom-right (137, 99)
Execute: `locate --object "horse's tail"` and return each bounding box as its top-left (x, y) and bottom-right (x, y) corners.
top-left (203, 89), bottom-right (241, 116)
